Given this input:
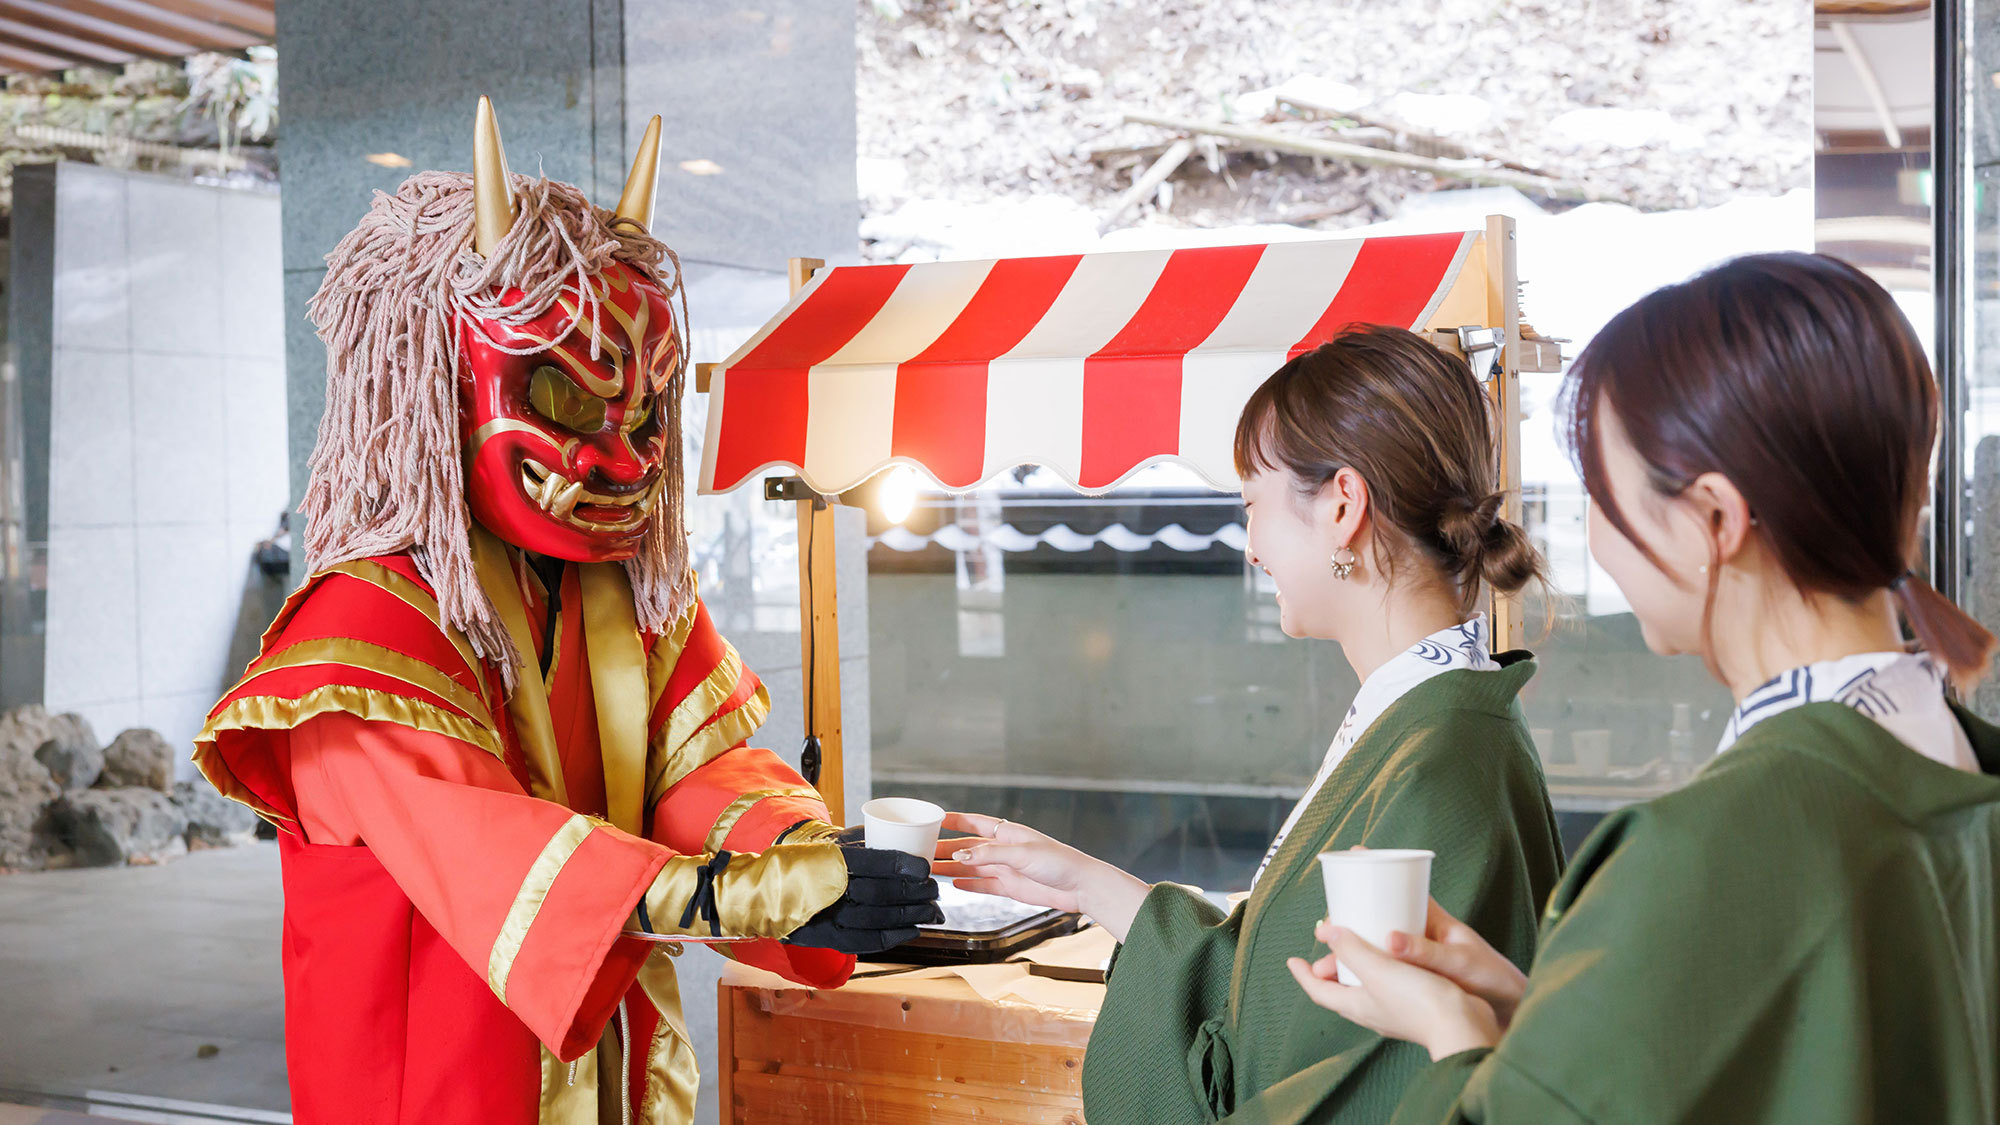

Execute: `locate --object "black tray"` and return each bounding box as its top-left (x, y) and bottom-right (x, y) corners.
top-left (857, 908), bottom-right (1083, 965)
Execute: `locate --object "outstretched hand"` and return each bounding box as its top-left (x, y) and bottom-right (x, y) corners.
top-left (929, 813), bottom-right (1095, 913)
top-left (782, 846), bottom-right (942, 955)
top-left (930, 812), bottom-right (1153, 941)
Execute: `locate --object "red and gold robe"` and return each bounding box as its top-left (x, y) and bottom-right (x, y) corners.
top-left (195, 526), bottom-right (849, 1124)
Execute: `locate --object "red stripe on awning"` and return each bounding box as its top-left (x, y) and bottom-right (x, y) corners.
top-left (1078, 244), bottom-right (1266, 489)
top-left (891, 254), bottom-right (1083, 488)
top-left (1288, 232), bottom-right (1467, 356)
top-left (709, 264), bottom-right (912, 492)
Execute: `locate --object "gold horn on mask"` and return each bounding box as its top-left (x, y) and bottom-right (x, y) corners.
top-left (613, 115), bottom-right (662, 232)
top-left (472, 96), bottom-right (517, 257)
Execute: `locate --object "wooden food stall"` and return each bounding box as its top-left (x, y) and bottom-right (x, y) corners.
top-left (695, 218), bottom-right (1554, 1122)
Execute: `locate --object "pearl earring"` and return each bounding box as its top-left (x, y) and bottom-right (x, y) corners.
top-left (1330, 546), bottom-right (1358, 580)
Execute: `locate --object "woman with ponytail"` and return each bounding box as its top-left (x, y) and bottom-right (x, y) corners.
top-left (1292, 254), bottom-right (2000, 1125)
top-left (937, 326), bottom-right (1565, 1123)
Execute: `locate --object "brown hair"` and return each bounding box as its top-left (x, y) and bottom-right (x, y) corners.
top-left (1233, 324), bottom-right (1547, 613)
top-left (1563, 251), bottom-right (1995, 690)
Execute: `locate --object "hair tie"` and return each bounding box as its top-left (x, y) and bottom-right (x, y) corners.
top-left (1890, 570), bottom-right (1914, 592)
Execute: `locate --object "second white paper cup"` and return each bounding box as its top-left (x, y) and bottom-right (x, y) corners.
top-left (1317, 848), bottom-right (1434, 986)
top-left (862, 797), bottom-right (945, 865)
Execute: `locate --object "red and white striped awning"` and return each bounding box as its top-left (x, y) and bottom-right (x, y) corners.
top-left (699, 229), bottom-right (1492, 496)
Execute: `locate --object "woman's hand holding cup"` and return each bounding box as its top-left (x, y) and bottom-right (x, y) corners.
top-left (1382, 898), bottom-right (1528, 1030)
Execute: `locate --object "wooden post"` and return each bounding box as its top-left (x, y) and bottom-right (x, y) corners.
top-left (716, 983), bottom-right (737, 1123)
top-left (787, 257), bottom-right (845, 824)
top-left (1483, 215), bottom-right (1526, 653)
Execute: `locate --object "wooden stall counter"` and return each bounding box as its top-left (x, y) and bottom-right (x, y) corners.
top-left (717, 926), bottom-right (1115, 1124)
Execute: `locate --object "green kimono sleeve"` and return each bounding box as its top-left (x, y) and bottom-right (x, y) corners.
top-left (1219, 715), bottom-right (1561, 1125)
top-left (1083, 883), bottom-right (1240, 1124)
top-left (1394, 1049), bottom-right (1588, 1125)
top-left (1389, 758), bottom-right (1881, 1125)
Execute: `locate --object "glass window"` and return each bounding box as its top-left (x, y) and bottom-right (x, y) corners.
top-left (1942, 0), bottom-right (2000, 721)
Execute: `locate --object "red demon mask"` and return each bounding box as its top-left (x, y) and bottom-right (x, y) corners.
top-left (457, 262), bottom-right (680, 561)
top-left (455, 97), bottom-right (681, 563)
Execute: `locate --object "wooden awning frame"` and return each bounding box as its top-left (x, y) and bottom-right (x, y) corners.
top-left (697, 217), bottom-right (1552, 823)
top-left (0, 0), bottom-right (272, 77)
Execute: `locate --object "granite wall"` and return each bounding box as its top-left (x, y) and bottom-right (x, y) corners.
top-left (6, 162), bottom-right (287, 763)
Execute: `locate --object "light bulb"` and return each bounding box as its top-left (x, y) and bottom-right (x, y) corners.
top-left (878, 466), bottom-right (917, 525)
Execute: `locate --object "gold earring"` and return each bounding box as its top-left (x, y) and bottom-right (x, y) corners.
top-left (1331, 546), bottom-right (1358, 580)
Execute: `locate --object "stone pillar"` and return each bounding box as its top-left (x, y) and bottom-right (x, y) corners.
top-left (275, 0), bottom-right (628, 545)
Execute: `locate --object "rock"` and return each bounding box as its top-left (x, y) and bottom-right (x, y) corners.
top-left (0, 740), bottom-right (59, 871)
top-left (99, 728), bottom-right (175, 793)
top-left (172, 778), bottom-right (258, 847)
top-left (46, 788), bottom-right (188, 866)
top-left (0, 707), bottom-right (96, 761)
top-left (0, 704), bottom-right (57, 757)
top-left (35, 726), bottom-right (104, 791)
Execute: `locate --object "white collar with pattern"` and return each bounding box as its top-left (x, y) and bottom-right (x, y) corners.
top-left (1251, 615), bottom-right (1501, 887)
top-left (1717, 650), bottom-right (1977, 772)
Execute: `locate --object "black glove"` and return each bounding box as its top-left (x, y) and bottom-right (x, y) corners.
top-left (782, 846), bottom-right (944, 954)
top-left (834, 823), bottom-right (866, 847)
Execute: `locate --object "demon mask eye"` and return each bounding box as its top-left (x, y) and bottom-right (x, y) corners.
top-left (624, 394), bottom-right (655, 434)
top-left (528, 364), bottom-right (607, 433)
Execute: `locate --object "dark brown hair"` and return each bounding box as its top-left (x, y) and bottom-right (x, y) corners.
top-left (1233, 324), bottom-right (1546, 613)
top-left (1563, 251), bottom-right (1995, 689)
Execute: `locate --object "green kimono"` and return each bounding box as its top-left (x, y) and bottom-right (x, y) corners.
top-left (1084, 654), bottom-right (1564, 1124)
top-left (1394, 702), bottom-right (2000, 1125)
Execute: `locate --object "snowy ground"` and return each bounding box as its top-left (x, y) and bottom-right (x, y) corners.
top-left (857, 0), bottom-right (1813, 252)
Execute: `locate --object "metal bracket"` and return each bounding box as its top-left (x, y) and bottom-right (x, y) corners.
top-left (764, 475), bottom-right (829, 510)
top-left (1454, 325), bottom-right (1503, 381)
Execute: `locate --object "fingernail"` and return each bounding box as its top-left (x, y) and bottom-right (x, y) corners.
top-left (954, 850), bottom-right (973, 863)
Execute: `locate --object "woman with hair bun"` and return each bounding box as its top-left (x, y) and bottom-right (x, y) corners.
top-left (936, 325), bottom-right (1565, 1123)
top-left (1292, 253), bottom-right (2000, 1125)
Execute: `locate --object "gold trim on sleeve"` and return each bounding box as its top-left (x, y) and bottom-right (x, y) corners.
top-left (488, 813), bottom-right (597, 1005)
top-left (321, 559), bottom-right (489, 702)
top-left (642, 843), bottom-right (845, 941)
top-left (644, 596), bottom-right (705, 715)
top-left (247, 636), bottom-right (496, 731)
top-left (703, 787), bottom-right (824, 853)
top-left (197, 684), bottom-right (504, 759)
top-left (644, 650), bottom-right (771, 804)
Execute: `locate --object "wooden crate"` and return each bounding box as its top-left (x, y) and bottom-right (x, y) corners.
top-left (719, 969), bottom-right (1097, 1124)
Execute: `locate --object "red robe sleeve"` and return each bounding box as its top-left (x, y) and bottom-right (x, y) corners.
top-left (288, 710), bottom-right (666, 1061)
top-left (644, 597), bottom-right (857, 988)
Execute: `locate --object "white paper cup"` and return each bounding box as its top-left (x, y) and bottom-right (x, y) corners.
top-left (1317, 849), bottom-right (1434, 986)
top-left (862, 797), bottom-right (945, 865)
